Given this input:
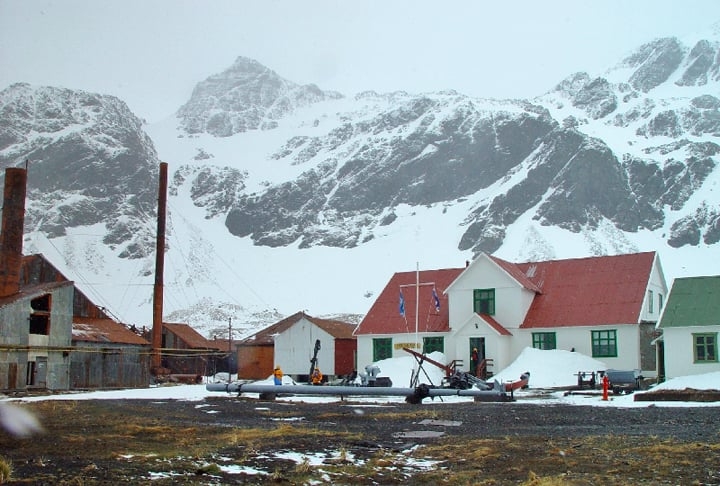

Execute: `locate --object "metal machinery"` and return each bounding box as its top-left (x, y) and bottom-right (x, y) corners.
top-left (206, 347), bottom-right (530, 404)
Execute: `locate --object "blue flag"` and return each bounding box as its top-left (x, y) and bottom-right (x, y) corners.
top-left (432, 287), bottom-right (441, 312)
top-left (399, 291), bottom-right (406, 317)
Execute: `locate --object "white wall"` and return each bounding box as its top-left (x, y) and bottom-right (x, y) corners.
top-left (515, 325), bottom-right (642, 370)
top-left (640, 256), bottom-right (669, 323)
top-left (274, 318), bottom-right (336, 376)
top-left (663, 326), bottom-right (720, 379)
top-left (447, 256), bottom-right (534, 331)
top-left (356, 332), bottom-right (449, 373)
top-left (450, 314), bottom-right (512, 372)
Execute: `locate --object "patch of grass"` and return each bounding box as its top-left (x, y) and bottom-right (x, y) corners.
top-left (412, 435), bottom-right (720, 485)
top-left (5, 399), bottom-right (719, 485)
top-left (0, 455), bottom-right (12, 483)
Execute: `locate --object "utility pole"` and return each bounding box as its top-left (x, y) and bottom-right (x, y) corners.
top-left (228, 318), bottom-right (232, 353)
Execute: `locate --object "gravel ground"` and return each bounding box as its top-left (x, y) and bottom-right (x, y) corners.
top-left (200, 395), bottom-right (719, 442)
top-left (2, 395), bottom-right (719, 484)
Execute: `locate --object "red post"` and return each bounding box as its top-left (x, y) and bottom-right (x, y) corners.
top-left (602, 374), bottom-right (609, 401)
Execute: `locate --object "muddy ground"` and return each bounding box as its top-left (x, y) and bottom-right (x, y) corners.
top-left (1, 394), bottom-right (719, 485)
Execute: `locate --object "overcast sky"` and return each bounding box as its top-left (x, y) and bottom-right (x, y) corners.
top-left (2, 0), bottom-right (720, 123)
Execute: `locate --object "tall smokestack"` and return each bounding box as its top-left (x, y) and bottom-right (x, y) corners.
top-left (0, 167), bottom-right (28, 298)
top-left (152, 162), bottom-right (168, 372)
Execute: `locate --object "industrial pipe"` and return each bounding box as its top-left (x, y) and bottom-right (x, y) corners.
top-left (206, 382), bottom-right (510, 403)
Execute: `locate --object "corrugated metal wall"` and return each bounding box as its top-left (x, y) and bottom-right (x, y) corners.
top-left (69, 345), bottom-right (151, 389)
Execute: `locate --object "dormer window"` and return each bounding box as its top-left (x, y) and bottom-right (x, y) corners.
top-left (473, 289), bottom-right (495, 315)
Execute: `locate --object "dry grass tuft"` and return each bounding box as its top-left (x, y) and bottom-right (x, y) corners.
top-left (0, 456), bottom-right (12, 484)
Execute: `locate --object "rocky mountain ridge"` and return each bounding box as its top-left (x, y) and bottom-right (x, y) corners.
top-left (1, 32), bottom-right (719, 337)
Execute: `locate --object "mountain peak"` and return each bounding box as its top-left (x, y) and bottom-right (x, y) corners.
top-left (176, 57), bottom-right (342, 137)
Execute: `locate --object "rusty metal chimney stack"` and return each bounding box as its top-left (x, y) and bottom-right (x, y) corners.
top-left (0, 167), bottom-right (28, 298)
top-left (152, 162), bottom-right (168, 372)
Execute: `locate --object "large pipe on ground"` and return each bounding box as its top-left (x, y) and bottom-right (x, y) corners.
top-left (206, 382), bottom-right (511, 404)
top-left (0, 167), bottom-right (28, 298)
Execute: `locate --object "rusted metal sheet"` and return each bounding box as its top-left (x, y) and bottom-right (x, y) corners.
top-left (152, 162), bottom-right (168, 371)
top-left (0, 167), bottom-right (27, 298)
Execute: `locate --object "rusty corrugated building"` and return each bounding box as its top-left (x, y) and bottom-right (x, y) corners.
top-left (0, 167), bottom-right (151, 392)
top-left (71, 317), bottom-right (151, 389)
top-left (149, 322), bottom-right (222, 378)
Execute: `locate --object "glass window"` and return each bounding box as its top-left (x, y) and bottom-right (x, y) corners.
top-left (372, 338), bottom-right (392, 362)
top-left (658, 293), bottom-right (664, 312)
top-left (591, 330), bottom-right (617, 358)
top-left (532, 332), bottom-right (557, 350)
top-left (423, 336), bottom-right (444, 354)
top-left (647, 290), bottom-right (654, 314)
top-left (693, 334), bottom-right (717, 363)
top-left (473, 289), bottom-right (495, 315)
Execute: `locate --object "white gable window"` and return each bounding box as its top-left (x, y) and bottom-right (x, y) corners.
top-left (473, 289), bottom-right (495, 315)
top-left (647, 290), bottom-right (654, 313)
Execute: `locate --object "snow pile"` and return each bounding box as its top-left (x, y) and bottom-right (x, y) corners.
top-left (651, 371), bottom-right (720, 391)
top-left (492, 347), bottom-right (607, 388)
top-left (373, 351), bottom-right (448, 388)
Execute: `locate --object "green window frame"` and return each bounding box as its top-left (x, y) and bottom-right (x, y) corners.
top-left (591, 330), bottom-right (617, 358)
top-left (473, 288), bottom-right (495, 315)
top-left (693, 333), bottom-right (717, 363)
top-left (532, 332), bottom-right (557, 350)
top-left (372, 338), bottom-right (393, 362)
top-left (423, 336), bottom-right (444, 354)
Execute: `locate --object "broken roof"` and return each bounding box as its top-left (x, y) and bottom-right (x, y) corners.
top-left (72, 317), bottom-right (150, 345)
top-left (164, 322), bottom-right (216, 349)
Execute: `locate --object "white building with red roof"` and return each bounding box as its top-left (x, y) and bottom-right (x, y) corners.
top-left (354, 251), bottom-right (667, 382)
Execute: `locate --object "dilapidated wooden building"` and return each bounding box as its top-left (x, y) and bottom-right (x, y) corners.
top-left (0, 167), bottom-right (151, 392)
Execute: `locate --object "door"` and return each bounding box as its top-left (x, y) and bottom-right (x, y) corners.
top-left (657, 340), bottom-right (665, 383)
top-left (469, 337), bottom-right (485, 376)
top-left (34, 357), bottom-right (48, 388)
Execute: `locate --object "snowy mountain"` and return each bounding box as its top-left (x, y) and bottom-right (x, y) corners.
top-left (1, 30), bottom-right (719, 340)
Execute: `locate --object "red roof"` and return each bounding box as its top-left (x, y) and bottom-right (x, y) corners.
top-left (164, 322), bottom-right (216, 349)
top-left (240, 312), bottom-right (356, 346)
top-left (480, 313), bottom-right (513, 336)
top-left (518, 252), bottom-right (656, 328)
top-left (355, 268), bottom-right (463, 335)
top-left (356, 252), bottom-right (657, 335)
top-left (73, 317), bottom-right (150, 345)
top-left (489, 255), bottom-right (543, 293)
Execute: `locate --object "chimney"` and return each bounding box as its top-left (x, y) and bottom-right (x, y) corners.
top-left (152, 162), bottom-right (168, 372)
top-left (0, 167), bottom-right (27, 298)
